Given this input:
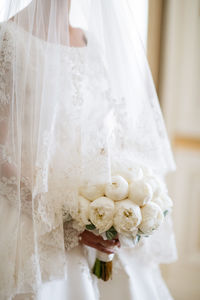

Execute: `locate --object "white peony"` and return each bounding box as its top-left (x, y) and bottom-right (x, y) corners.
top-left (113, 167), bottom-right (143, 183)
top-left (145, 175), bottom-right (167, 197)
top-left (114, 199), bottom-right (142, 234)
top-left (89, 197), bottom-right (115, 233)
top-left (152, 194), bottom-right (173, 212)
top-left (129, 166), bottom-right (143, 181)
top-left (79, 184), bottom-right (105, 201)
top-left (105, 175), bottom-right (129, 201)
top-left (139, 202), bottom-right (164, 235)
top-left (129, 179), bottom-right (153, 206)
top-left (140, 166), bottom-right (154, 177)
top-left (70, 196), bottom-right (90, 229)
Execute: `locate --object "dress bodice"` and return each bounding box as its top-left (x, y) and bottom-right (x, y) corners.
top-left (0, 20), bottom-right (109, 214)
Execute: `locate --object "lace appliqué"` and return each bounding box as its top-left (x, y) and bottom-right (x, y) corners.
top-left (63, 219), bottom-right (82, 251)
top-left (70, 49), bottom-right (86, 107)
top-left (0, 25), bottom-right (14, 122)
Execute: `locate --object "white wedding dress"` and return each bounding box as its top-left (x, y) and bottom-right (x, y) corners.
top-left (0, 21), bottom-right (177, 300)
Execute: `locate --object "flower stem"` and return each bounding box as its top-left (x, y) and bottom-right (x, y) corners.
top-left (92, 258), bottom-right (101, 278)
top-left (92, 258), bottom-right (112, 281)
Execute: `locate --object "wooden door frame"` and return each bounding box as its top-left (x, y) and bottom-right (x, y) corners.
top-left (147, 0), bottom-right (164, 93)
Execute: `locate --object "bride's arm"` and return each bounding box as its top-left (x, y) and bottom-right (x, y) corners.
top-left (69, 26), bottom-right (87, 47)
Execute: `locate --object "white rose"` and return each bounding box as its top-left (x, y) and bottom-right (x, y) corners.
top-left (114, 199), bottom-right (142, 234)
top-left (105, 175), bottom-right (129, 201)
top-left (152, 194), bottom-right (173, 212)
top-left (129, 179), bottom-right (153, 206)
top-left (89, 197), bottom-right (115, 233)
top-left (139, 202), bottom-right (164, 234)
top-left (70, 196), bottom-right (90, 229)
top-left (79, 184), bottom-right (105, 201)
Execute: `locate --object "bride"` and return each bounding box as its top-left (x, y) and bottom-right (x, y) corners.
top-left (0, 0), bottom-right (177, 299)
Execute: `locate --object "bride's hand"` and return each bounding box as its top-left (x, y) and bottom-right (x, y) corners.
top-left (79, 230), bottom-right (121, 254)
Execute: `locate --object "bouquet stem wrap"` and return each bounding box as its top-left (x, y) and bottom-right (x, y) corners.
top-left (92, 250), bottom-right (115, 281)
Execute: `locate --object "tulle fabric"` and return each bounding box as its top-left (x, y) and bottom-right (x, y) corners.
top-left (0, 0), bottom-right (32, 22)
top-left (0, 0), bottom-right (176, 299)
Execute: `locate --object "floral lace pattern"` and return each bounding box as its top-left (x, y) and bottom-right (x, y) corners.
top-left (0, 25), bottom-right (14, 107)
top-left (63, 220), bottom-right (82, 251)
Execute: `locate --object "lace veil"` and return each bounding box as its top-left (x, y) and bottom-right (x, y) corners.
top-left (0, 0), bottom-right (176, 298)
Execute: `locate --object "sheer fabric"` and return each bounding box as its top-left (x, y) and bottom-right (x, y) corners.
top-left (0, 1), bottom-right (176, 299)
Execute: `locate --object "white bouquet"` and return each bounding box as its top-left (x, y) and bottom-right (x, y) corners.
top-left (65, 165), bottom-right (173, 281)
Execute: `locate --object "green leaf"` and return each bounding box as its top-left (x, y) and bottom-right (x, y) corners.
top-left (138, 229), bottom-right (149, 238)
top-left (106, 226), bottom-right (118, 240)
top-left (138, 229), bottom-right (144, 235)
top-left (86, 223), bottom-right (96, 230)
top-left (163, 210), bottom-right (169, 217)
top-left (136, 234), bottom-right (141, 243)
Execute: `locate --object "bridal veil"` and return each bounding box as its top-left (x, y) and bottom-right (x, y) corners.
top-left (0, 0), bottom-right (176, 298)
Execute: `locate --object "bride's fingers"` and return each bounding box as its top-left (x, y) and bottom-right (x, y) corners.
top-left (80, 230), bottom-right (100, 243)
top-left (79, 230), bottom-right (120, 253)
top-left (98, 237), bottom-right (120, 249)
top-left (100, 239), bottom-right (119, 248)
top-left (95, 244), bottom-right (116, 254)
top-left (114, 239), bottom-right (121, 248)
top-left (80, 238), bottom-right (115, 254)
top-left (80, 230), bottom-right (119, 247)
top-left (79, 238), bottom-right (98, 249)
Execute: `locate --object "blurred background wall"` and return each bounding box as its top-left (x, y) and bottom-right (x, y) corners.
top-left (158, 1), bottom-right (200, 299)
top-left (146, 0), bottom-right (200, 299)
